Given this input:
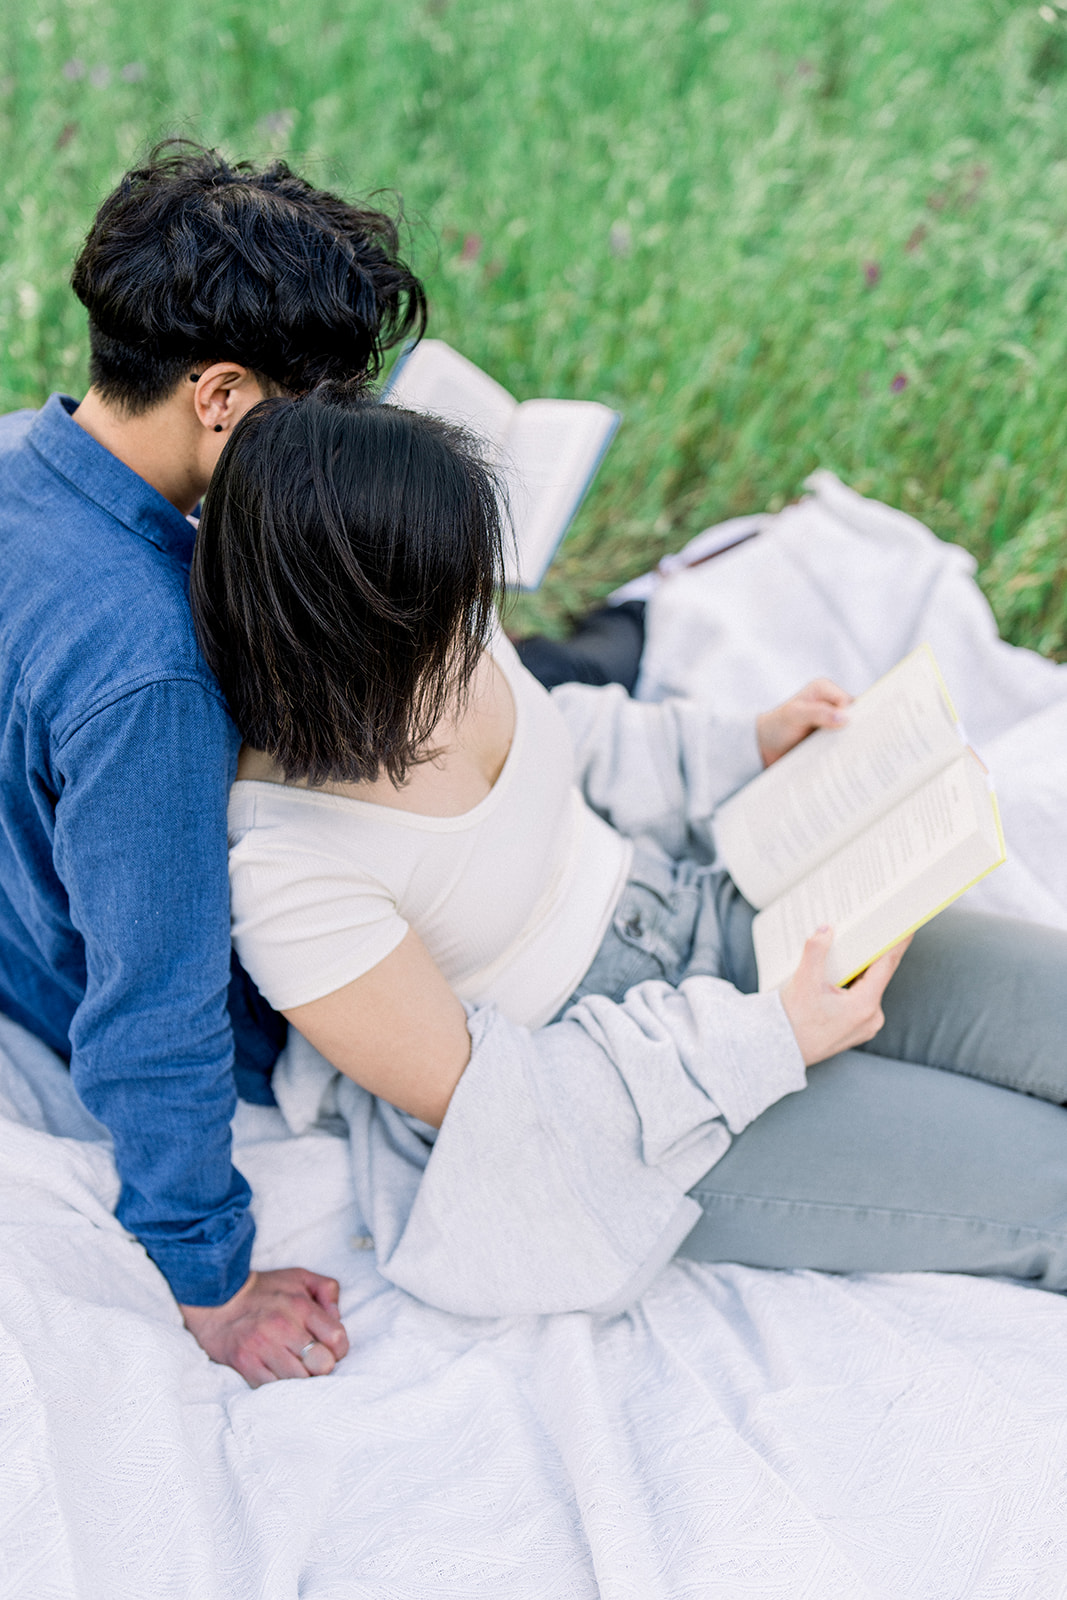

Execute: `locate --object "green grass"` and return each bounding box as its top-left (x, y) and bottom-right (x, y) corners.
top-left (4, 0), bottom-right (1067, 649)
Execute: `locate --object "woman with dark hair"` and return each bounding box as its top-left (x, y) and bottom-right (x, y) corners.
top-left (191, 383), bottom-right (1067, 1297)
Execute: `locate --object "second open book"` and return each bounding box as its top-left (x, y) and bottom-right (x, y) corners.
top-left (714, 645), bottom-right (1006, 992)
top-left (383, 339), bottom-right (620, 590)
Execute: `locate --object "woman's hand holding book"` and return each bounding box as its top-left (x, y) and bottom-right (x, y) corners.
top-left (720, 648), bottom-right (1005, 991)
top-left (779, 926), bottom-right (913, 1067)
top-left (755, 678), bottom-right (851, 768)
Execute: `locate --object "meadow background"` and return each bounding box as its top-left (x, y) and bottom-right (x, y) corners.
top-left (3, 0), bottom-right (1067, 649)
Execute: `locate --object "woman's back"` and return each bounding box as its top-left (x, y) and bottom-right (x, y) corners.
top-left (227, 634), bottom-right (631, 1027)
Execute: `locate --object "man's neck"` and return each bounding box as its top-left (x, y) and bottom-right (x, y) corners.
top-left (72, 388), bottom-right (208, 515)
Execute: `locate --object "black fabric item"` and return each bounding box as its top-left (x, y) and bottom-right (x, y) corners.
top-left (514, 601), bottom-right (646, 693)
top-left (227, 951), bottom-right (286, 1105)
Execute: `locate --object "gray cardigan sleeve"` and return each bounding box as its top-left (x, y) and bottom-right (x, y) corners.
top-left (330, 973), bottom-right (805, 1317)
top-left (549, 681), bottom-right (763, 859)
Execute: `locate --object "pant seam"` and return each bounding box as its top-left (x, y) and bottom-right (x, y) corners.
top-left (868, 1048), bottom-right (1066, 1106)
top-left (687, 1188), bottom-right (1067, 1242)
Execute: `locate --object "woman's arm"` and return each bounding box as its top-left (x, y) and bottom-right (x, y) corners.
top-left (552, 678), bottom-right (851, 855)
top-left (282, 928), bottom-right (471, 1128)
top-left (551, 681), bottom-right (762, 854)
top-left (282, 913), bottom-right (907, 1135)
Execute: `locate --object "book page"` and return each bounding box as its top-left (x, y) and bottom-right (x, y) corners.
top-left (715, 646), bottom-right (964, 908)
top-left (383, 339), bottom-right (516, 450)
top-left (499, 399), bottom-right (621, 588)
top-left (752, 752), bottom-right (1005, 990)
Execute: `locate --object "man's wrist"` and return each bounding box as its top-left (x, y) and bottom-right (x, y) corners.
top-left (140, 1213), bottom-right (256, 1308)
top-left (177, 1270), bottom-right (255, 1315)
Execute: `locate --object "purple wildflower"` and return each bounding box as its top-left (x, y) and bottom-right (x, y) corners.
top-left (609, 222), bottom-right (632, 258)
top-left (260, 109), bottom-right (295, 140)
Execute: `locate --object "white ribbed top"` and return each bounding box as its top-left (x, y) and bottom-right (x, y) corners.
top-left (227, 635), bottom-right (632, 1027)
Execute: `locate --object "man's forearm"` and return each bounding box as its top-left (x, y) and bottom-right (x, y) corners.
top-left (57, 678), bottom-right (258, 1307)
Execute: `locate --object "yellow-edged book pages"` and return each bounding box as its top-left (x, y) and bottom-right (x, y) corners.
top-left (712, 646), bottom-right (1006, 991)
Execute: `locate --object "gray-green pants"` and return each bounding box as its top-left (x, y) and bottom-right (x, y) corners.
top-left (570, 847), bottom-right (1067, 1289)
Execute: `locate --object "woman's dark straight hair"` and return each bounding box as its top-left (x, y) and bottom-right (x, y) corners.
top-left (191, 385), bottom-right (505, 787)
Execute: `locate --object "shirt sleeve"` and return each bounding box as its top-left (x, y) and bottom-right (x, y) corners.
top-left (549, 682), bottom-right (763, 858)
top-left (53, 677), bottom-right (254, 1306)
top-left (228, 810), bottom-right (409, 1011)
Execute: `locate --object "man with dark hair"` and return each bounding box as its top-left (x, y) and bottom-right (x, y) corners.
top-left (0, 142), bottom-right (425, 1384)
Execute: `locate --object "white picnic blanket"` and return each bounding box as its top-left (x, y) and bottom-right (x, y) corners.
top-left (4, 473), bottom-right (1067, 1600)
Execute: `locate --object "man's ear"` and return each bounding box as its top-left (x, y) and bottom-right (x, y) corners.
top-left (190, 364), bottom-right (266, 436)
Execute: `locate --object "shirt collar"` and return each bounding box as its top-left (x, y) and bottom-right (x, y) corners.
top-left (26, 393), bottom-right (198, 570)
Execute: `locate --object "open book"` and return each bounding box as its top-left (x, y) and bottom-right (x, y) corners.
top-left (713, 645), bottom-right (1007, 991)
top-left (383, 339), bottom-right (620, 589)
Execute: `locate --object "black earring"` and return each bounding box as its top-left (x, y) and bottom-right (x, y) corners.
top-left (190, 373), bottom-right (201, 382)
top-left (214, 424), bottom-right (223, 433)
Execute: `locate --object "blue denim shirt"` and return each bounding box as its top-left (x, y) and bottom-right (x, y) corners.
top-left (0, 395), bottom-right (283, 1305)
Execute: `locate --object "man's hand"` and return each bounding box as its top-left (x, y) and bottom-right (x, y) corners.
top-left (756, 678), bottom-right (852, 767)
top-left (779, 926), bottom-right (912, 1067)
top-left (179, 1267), bottom-right (349, 1386)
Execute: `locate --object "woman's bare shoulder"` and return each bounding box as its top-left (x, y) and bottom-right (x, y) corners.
top-left (233, 648), bottom-right (518, 817)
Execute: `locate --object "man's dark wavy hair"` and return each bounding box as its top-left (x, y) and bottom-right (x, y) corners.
top-left (71, 140), bottom-right (426, 412)
top-left (190, 385), bottom-right (504, 787)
